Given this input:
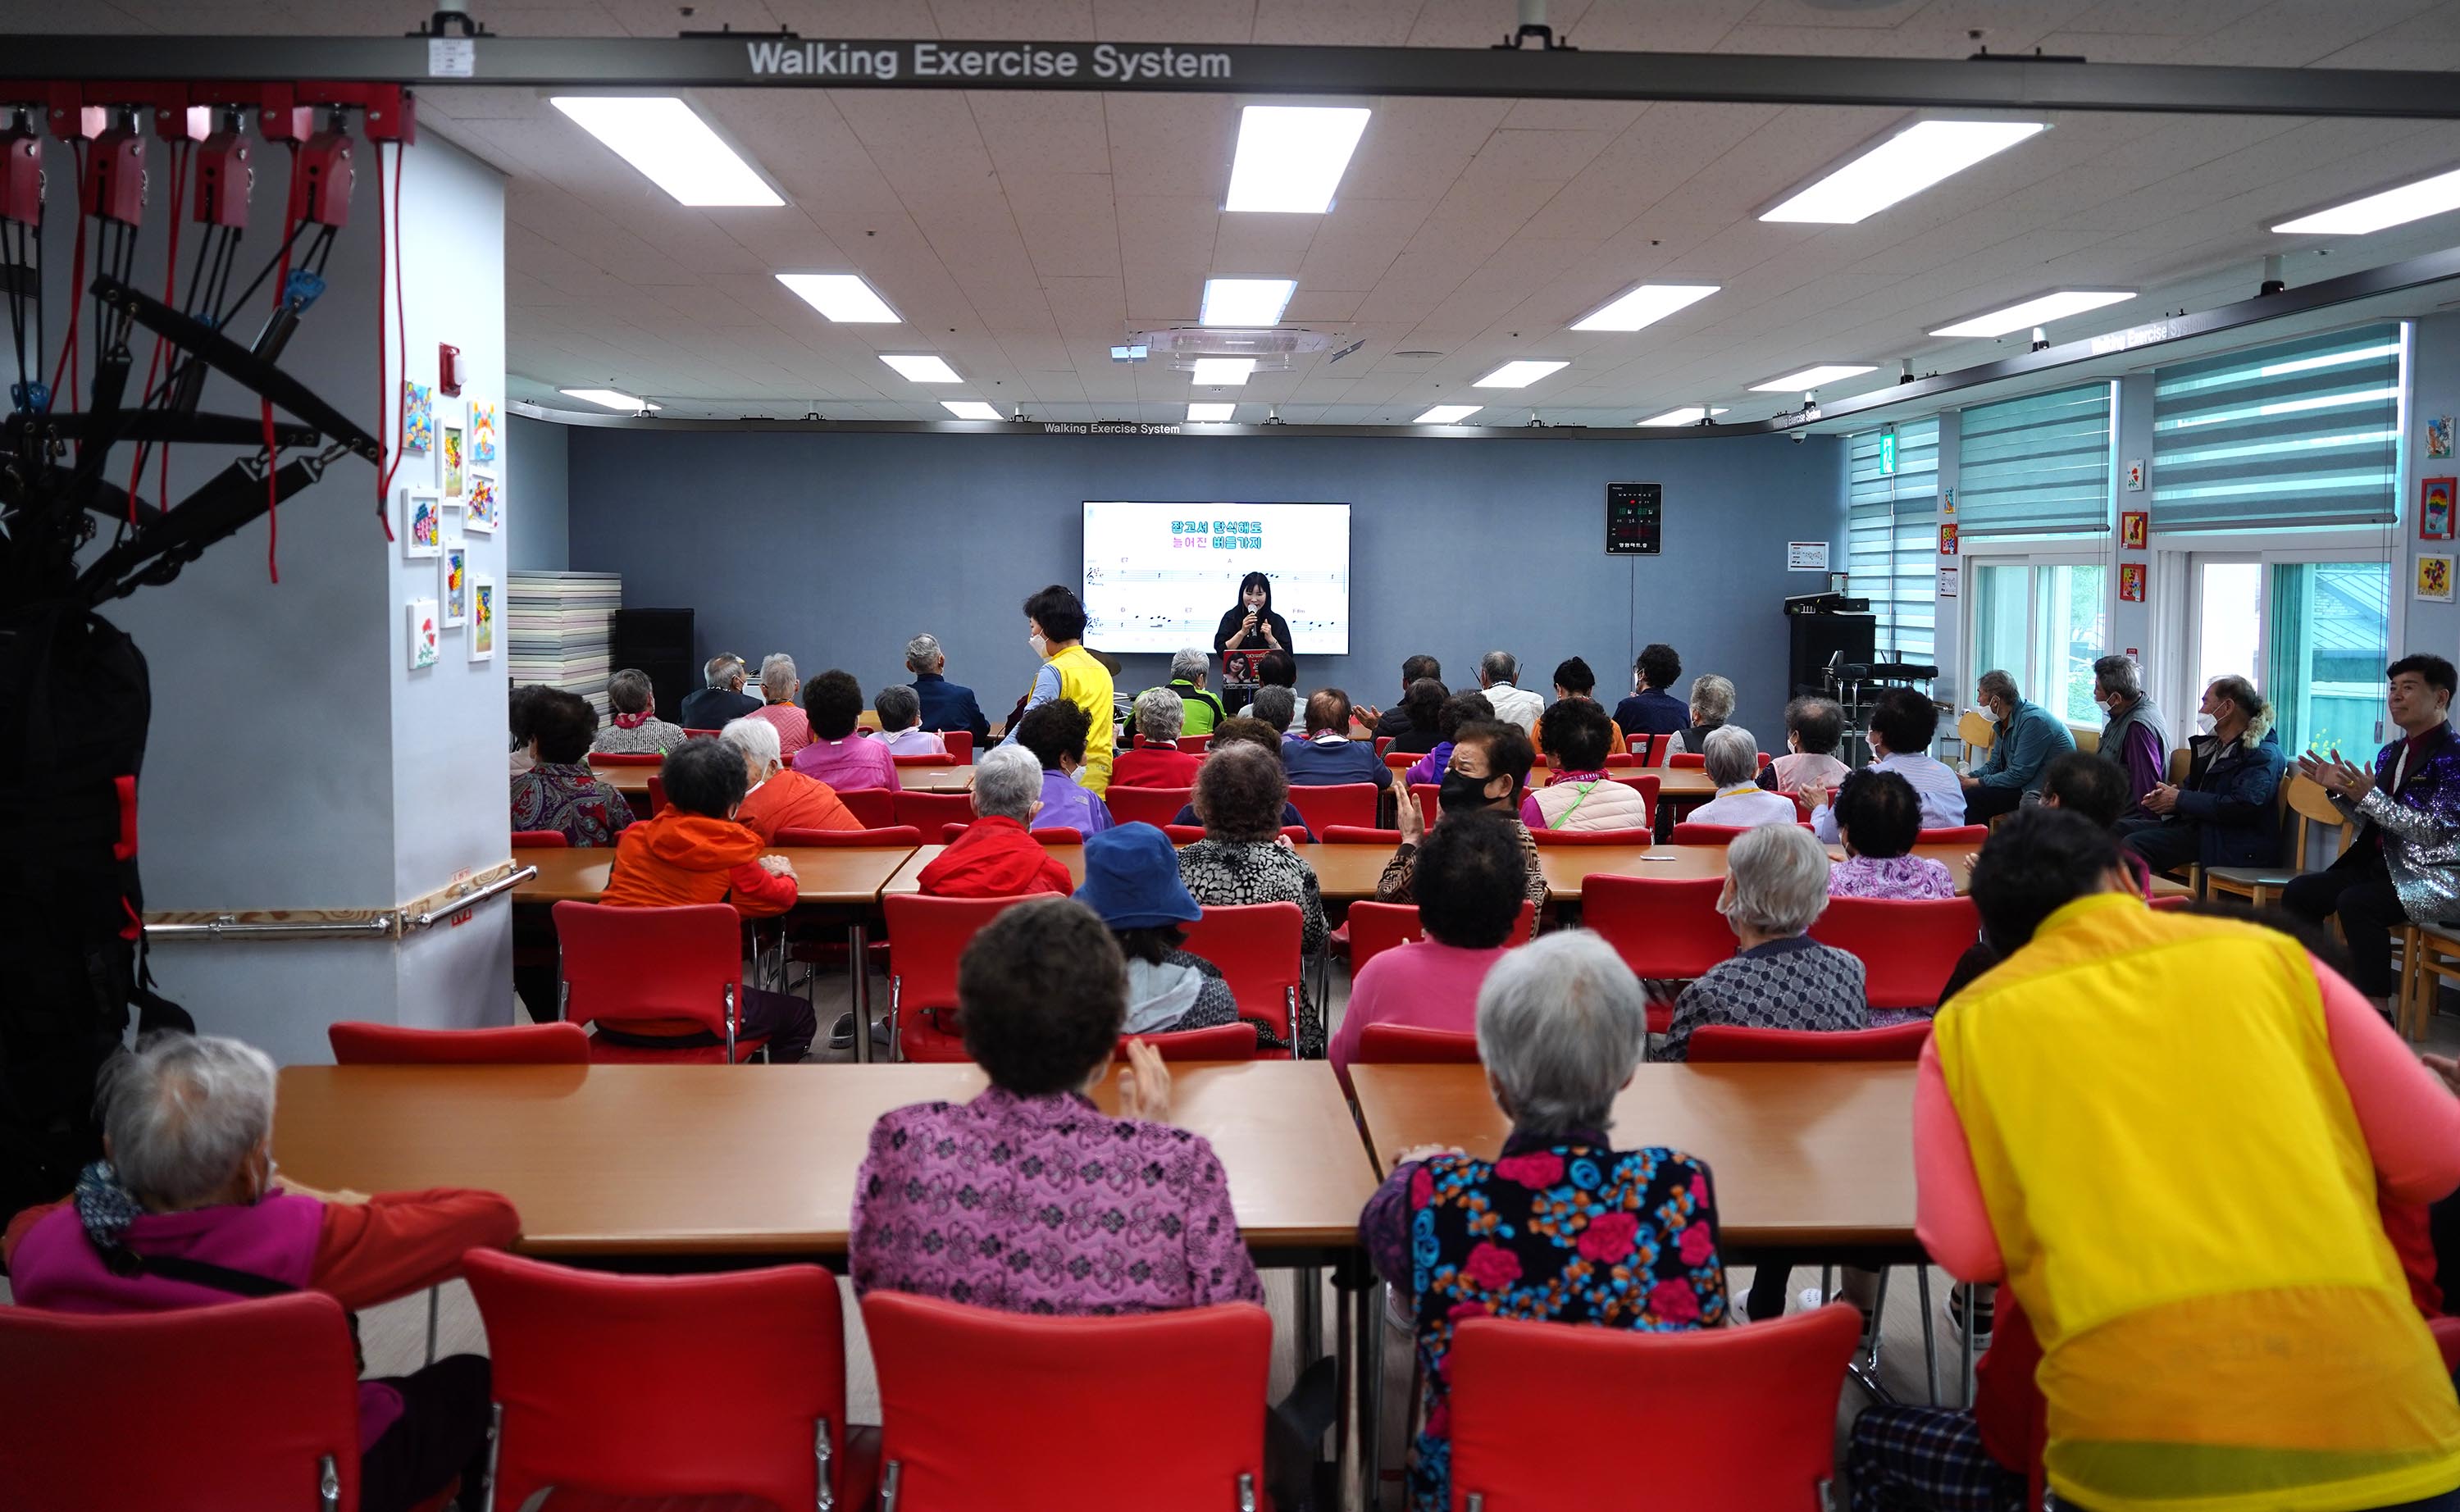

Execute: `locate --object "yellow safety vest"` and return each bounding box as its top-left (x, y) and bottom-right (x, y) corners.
top-left (1041, 644), bottom-right (1114, 795)
top-left (1934, 891), bottom-right (2460, 1512)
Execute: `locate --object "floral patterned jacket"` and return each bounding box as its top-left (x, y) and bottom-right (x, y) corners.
top-left (1361, 1127), bottom-right (1728, 1512)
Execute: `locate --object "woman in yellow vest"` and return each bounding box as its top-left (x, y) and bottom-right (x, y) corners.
top-left (1920, 807), bottom-right (2460, 1512)
top-left (1008, 585), bottom-right (1114, 795)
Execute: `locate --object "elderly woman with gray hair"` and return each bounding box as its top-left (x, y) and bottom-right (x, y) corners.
top-left (1111, 685), bottom-right (1205, 788)
top-left (590, 667), bottom-right (690, 754)
top-left (4, 1034), bottom-right (521, 1512)
top-left (1670, 670), bottom-right (1737, 756)
top-left (1682, 726), bottom-right (1797, 829)
top-left (915, 744), bottom-right (1074, 898)
top-left (1360, 931), bottom-right (1729, 1512)
top-left (870, 683), bottom-right (947, 758)
top-left (745, 652), bottom-right (814, 758)
top-left (1661, 823), bottom-right (1866, 1063)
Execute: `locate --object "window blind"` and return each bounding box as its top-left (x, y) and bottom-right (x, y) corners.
top-left (2150, 323), bottom-right (2403, 531)
top-left (1847, 419), bottom-right (1938, 667)
top-left (1956, 384), bottom-right (2113, 537)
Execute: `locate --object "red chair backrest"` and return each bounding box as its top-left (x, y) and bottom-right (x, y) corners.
top-left (1383, 750), bottom-right (1416, 770)
top-left (777, 824), bottom-right (923, 846)
top-left (1322, 825), bottom-right (1401, 845)
top-left (940, 823), bottom-right (1080, 845)
top-left (1529, 826), bottom-right (1655, 846)
top-left (1180, 902), bottom-right (1305, 1040)
top-left (1668, 821), bottom-right (1814, 845)
top-left (1685, 1020), bottom-right (1934, 1062)
top-left (1117, 1022), bottom-right (1260, 1060)
top-left (328, 1021), bottom-right (590, 1065)
top-left (1602, 753), bottom-right (1638, 768)
top-left (1410, 781), bottom-right (1441, 827)
top-left (512, 828), bottom-right (571, 849)
top-left (1175, 735), bottom-right (1211, 754)
top-left (1374, 736), bottom-right (1393, 756)
top-left (1917, 826), bottom-right (1989, 846)
top-left (1807, 895), bottom-right (1983, 1011)
top-left (1164, 824), bottom-right (1308, 846)
top-left (2147, 893), bottom-right (2190, 912)
top-left (1629, 732), bottom-right (1670, 767)
top-left (892, 752), bottom-right (959, 767)
top-left (0, 1291), bottom-right (365, 1510)
top-left (551, 901), bottom-right (743, 1050)
top-left (1346, 900), bottom-right (1536, 976)
top-left (940, 731), bottom-right (974, 763)
top-left (587, 751), bottom-right (664, 766)
top-left (1604, 770), bottom-right (1662, 817)
top-left (1670, 752), bottom-right (1706, 769)
top-left (863, 1292), bottom-right (1269, 1512)
top-left (1449, 1305), bottom-right (1860, 1510)
top-left (1583, 874), bottom-right (1734, 981)
top-left (465, 1250), bottom-right (855, 1512)
top-left (884, 893), bottom-right (1037, 1022)
top-left (840, 786), bottom-right (898, 828)
top-left (682, 727), bottom-right (724, 739)
top-left (891, 790), bottom-right (976, 832)
top-left (1284, 781), bottom-right (1380, 834)
top-left (1106, 786), bottom-right (1194, 827)
top-left (645, 773), bottom-right (668, 815)
top-left (1355, 1022), bottom-right (1483, 1064)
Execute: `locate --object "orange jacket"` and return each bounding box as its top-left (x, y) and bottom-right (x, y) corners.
top-left (603, 809), bottom-right (797, 918)
top-left (736, 770), bottom-right (860, 842)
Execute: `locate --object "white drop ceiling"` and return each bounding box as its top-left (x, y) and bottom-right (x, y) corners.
top-left (29, 0), bottom-right (2460, 425)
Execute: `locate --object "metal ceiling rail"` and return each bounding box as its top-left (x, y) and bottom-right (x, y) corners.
top-left (11, 35), bottom-right (2460, 120)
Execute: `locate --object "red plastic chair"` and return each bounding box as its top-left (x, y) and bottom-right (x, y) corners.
top-left (2148, 892), bottom-right (2190, 912)
top-left (1117, 1021), bottom-right (1261, 1060)
top-left (1355, 1022), bottom-right (1483, 1064)
top-left (1107, 786), bottom-right (1195, 827)
top-left (839, 786), bottom-right (898, 828)
top-left (1529, 827), bottom-right (1655, 846)
top-left (0, 1291), bottom-right (367, 1511)
top-left (1598, 771), bottom-right (1662, 822)
top-left (891, 789), bottom-right (976, 832)
top-left (1602, 753), bottom-right (1638, 768)
top-left (551, 900), bottom-right (766, 1063)
top-left (465, 1250), bottom-right (875, 1512)
top-left (893, 752), bottom-right (960, 767)
top-left (777, 824), bottom-right (923, 846)
top-left (1180, 901), bottom-right (1304, 1050)
top-left (1670, 820), bottom-right (1815, 845)
top-left (1383, 750), bottom-right (1417, 770)
top-left (512, 829), bottom-right (570, 849)
top-left (939, 822), bottom-right (1081, 845)
top-left (1374, 736), bottom-right (1393, 757)
top-left (1670, 752), bottom-right (1706, 769)
top-left (1448, 1305), bottom-right (1861, 1511)
top-left (1917, 825), bottom-right (1989, 846)
top-left (1285, 781), bottom-right (1380, 835)
top-left (939, 731), bottom-right (974, 763)
top-left (645, 773), bottom-right (668, 816)
top-left (1686, 1020), bottom-right (1934, 1061)
top-left (682, 727), bottom-right (724, 739)
top-left (1164, 824), bottom-right (1310, 846)
top-left (1583, 874), bottom-right (1733, 1034)
top-left (1808, 895), bottom-right (1983, 1011)
top-left (586, 751), bottom-right (664, 767)
top-left (1410, 781), bottom-right (1441, 827)
top-left (885, 893), bottom-right (1038, 1061)
top-left (1176, 735), bottom-right (1212, 754)
top-left (1346, 899), bottom-right (1537, 976)
top-left (863, 1292), bottom-right (1269, 1512)
top-left (1322, 825), bottom-right (1401, 845)
top-left (328, 1020), bottom-right (590, 1065)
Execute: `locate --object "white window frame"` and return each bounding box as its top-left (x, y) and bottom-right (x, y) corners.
top-left (1959, 544), bottom-right (2115, 738)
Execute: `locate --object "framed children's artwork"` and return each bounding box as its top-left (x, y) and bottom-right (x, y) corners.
top-left (2119, 562), bottom-right (2146, 602)
top-left (463, 469), bottom-right (500, 533)
top-left (2421, 555), bottom-right (2457, 603)
top-left (469, 574), bottom-right (497, 660)
top-left (441, 423), bottom-right (466, 499)
top-left (2121, 510), bottom-right (2148, 549)
top-left (408, 599), bottom-right (440, 669)
top-left (401, 380), bottom-right (433, 453)
top-left (439, 540), bottom-right (470, 627)
top-left (468, 400), bottom-right (499, 467)
top-left (2423, 477), bottom-right (2457, 541)
top-left (2430, 416), bottom-right (2454, 459)
top-left (400, 487), bottom-right (443, 558)
top-left (1938, 522), bottom-right (1957, 557)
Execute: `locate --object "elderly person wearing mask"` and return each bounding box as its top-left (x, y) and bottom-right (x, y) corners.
top-left (904, 632), bottom-right (990, 743)
top-left (723, 716), bottom-right (859, 840)
top-left (915, 745), bottom-right (1074, 899)
top-left (1806, 687), bottom-right (1966, 840)
top-left (1404, 690), bottom-right (1496, 786)
top-left (1670, 672), bottom-right (1737, 757)
top-left (2091, 654), bottom-right (2170, 822)
top-left (1014, 700), bottom-right (1114, 836)
top-left (1178, 741), bottom-right (1329, 1054)
top-left (1384, 717), bottom-right (1548, 909)
top-left (1524, 696), bottom-right (1652, 832)
top-left (2118, 674), bottom-right (2284, 877)
top-left (4, 1035), bottom-right (520, 1512)
top-left (1662, 823), bottom-right (1866, 1063)
top-left (1360, 931), bottom-right (1729, 1512)
top-left (1113, 686), bottom-right (1205, 788)
top-left (745, 653), bottom-right (813, 758)
top-left (590, 667), bottom-right (690, 755)
top-left (1962, 669), bottom-right (2077, 823)
top-left (681, 653), bottom-right (762, 731)
top-left (869, 685), bottom-right (947, 758)
top-left (1164, 646), bottom-right (1225, 740)
top-left (1683, 726), bottom-right (1795, 829)
top-left (511, 689), bottom-right (634, 847)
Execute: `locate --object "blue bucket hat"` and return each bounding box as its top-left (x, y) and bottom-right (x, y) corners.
top-left (1074, 822), bottom-right (1204, 930)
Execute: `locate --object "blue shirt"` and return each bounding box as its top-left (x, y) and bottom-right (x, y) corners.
top-left (1282, 732), bottom-right (1386, 787)
top-left (1975, 699), bottom-right (2077, 794)
top-left (1811, 751), bottom-right (1967, 841)
top-left (1032, 767), bottom-right (1113, 836)
top-left (912, 672), bottom-right (990, 742)
top-left (1614, 688), bottom-right (1689, 736)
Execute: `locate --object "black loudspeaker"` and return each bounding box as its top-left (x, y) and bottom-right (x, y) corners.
top-left (613, 608), bottom-right (695, 721)
top-left (1788, 613), bottom-right (1874, 699)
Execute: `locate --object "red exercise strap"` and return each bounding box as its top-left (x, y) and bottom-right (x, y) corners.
top-left (125, 139), bottom-right (191, 525)
top-left (112, 774), bottom-right (138, 860)
top-left (46, 139), bottom-right (88, 412)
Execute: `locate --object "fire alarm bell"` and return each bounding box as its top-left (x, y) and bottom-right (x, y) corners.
top-left (438, 344), bottom-right (462, 396)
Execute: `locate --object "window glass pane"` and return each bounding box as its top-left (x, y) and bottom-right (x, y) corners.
top-left (2195, 562), bottom-right (2262, 699)
top-left (2037, 565), bottom-right (2107, 725)
top-left (1971, 564), bottom-right (2029, 702)
top-left (2267, 561), bottom-right (2389, 758)
top-left (1847, 419), bottom-right (1939, 673)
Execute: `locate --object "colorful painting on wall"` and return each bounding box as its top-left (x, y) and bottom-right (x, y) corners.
top-left (469, 401), bottom-right (499, 467)
top-left (401, 488), bottom-right (442, 558)
top-left (402, 381), bottom-right (434, 453)
top-left (1938, 522), bottom-right (1957, 557)
top-left (408, 599), bottom-right (440, 669)
top-left (463, 470), bottom-right (500, 533)
top-left (2423, 477), bottom-right (2457, 541)
top-left (442, 425), bottom-right (465, 499)
top-left (440, 540), bottom-right (470, 627)
top-left (2421, 555), bottom-right (2457, 603)
top-left (2430, 416), bottom-right (2454, 460)
top-left (469, 574), bottom-right (497, 659)
top-left (2119, 562), bottom-right (2146, 602)
top-left (2121, 510), bottom-right (2148, 550)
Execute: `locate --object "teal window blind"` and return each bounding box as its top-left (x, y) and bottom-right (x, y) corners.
top-left (2150, 324), bottom-right (2402, 531)
top-left (1956, 384), bottom-right (2113, 537)
top-left (1847, 419), bottom-right (1938, 667)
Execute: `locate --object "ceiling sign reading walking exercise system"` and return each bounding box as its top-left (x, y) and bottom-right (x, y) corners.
top-left (1606, 483), bottom-right (1661, 555)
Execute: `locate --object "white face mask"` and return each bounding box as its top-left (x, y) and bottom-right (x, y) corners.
top-left (2195, 713), bottom-right (2216, 734)
top-left (1028, 631), bottom-right (1048, 658)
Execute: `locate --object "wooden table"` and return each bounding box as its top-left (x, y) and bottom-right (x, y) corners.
top-left (273, 1062), bottom-right (1376, 1262)
top-left (514, 844), bottom-right (919, 907)
top-left (1348, 1061), bottom-right (1916, 1255)
top-left (1534, 841), bottom-right (2187, 902)
top-left (594, 763), bottom-right (975, 797)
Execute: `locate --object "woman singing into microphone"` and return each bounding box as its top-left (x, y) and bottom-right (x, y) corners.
top-left (1213, 572), bottom-right (1293, 678)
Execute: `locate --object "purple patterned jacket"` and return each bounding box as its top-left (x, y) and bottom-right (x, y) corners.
top-left (2339, 723), bottom-right (2460, 925)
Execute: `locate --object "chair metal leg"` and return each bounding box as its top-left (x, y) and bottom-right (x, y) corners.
top-left (425, 1285), bottom-right (440, 1366)
top-left (320, 1454), bottom-right (341, 1512)
top-left (1296, 1266), bottom-right (1323, 1380)
top-left (481, 1402), bottom-right (503, 1512)
top-left (1361, 1278), bottom-right (1385, 1510)
top-left (850, 922), bottom-right (874, 1063)
top-left (814, 1415), bottom-right (835, 1512)
top-left (889, 975), bottom-right (904, 1063)
top-left (1917, 1265), bottom-right (1940, 1405)
top-left (1959, 1282), bottom-right (1979, 1407)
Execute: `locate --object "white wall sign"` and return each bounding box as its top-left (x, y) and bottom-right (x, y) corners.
top-left (1938, 566), bottom-right (1959, 598)
top-left (1787, 540), bottom-right (1830, 571)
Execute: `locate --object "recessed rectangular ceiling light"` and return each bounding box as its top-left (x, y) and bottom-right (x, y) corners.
top-left (1414, 404), bottom-right (1481, 425)
top-left (1761, 119), bottom-right (2045, 225)
top-left (2274, 166), bottom-right (2460, 235)
top-left (1201, 277), bottom-right (1296, 327)
top-left (1569, 283), bottom-right (1720, 333)
top-left (1191, 358), bottom-right (1257, 386)
top-left (941, 400), bottom-right (1001, 421)
top-left (560, 387), bottom-right (662, 412)
top-left (1474, 360), bottom-right (1569, 389)
top-left (879, 354), bottom-right (961, 383)
top-left (1750, 364), bottom-right (1878, 392)
top-left (777, 273), bottom-right (901, 324)
top-left (549, 97), bottom-right (783, 207)
top-left (1224, 105), bottom-right (1373, 214)
top-left (1187, 403), bottom-right (1237, 422)
top-left (1929, 289), bottom-right (2136, 339)
top-left (1638, 406), bottom-right (1728, 426)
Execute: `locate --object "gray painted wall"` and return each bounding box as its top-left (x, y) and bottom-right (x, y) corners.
top-left (563, 428), bottom-right (1849, 742)
top-left (508, 413), bottom-right (570, 572)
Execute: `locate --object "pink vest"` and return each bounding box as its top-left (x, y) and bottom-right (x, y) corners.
top-left (10, 1194), bottom-right (402, 1448)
